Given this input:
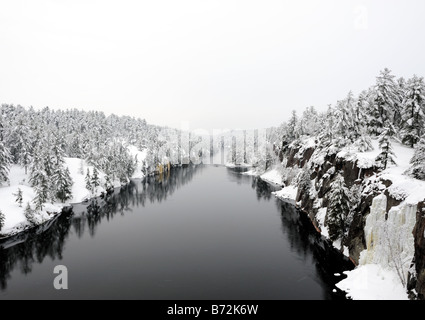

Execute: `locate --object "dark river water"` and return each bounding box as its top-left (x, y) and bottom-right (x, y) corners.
top-left (0, 165), bottom-right (353, 300)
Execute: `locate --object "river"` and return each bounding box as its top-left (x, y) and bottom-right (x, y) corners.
top-left (0, 165), bottom-right (353, 299)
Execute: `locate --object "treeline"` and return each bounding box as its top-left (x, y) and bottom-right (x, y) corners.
top-left (271, 68), bottom-right (425, 178)
top-left (0, 105), bottom-right (186, 212)
top-left (266, 68), bottom-right (425, 252)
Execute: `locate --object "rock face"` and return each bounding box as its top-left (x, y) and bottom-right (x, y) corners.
top-left (413, 201), bottom-right (425, 299)
top-left (280, 143), bottom-right (425, 299)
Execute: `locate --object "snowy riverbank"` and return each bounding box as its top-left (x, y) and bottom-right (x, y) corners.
top-left (0, 145), bottom-right (147, 239)
top-left (243, 138), bottom-right (425, 300)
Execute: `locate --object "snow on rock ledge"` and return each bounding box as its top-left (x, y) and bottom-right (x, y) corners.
top-left (337, 194), bottom-right (416, 300)
top-left (336, 264), bottom-right (409, 300)
top-left (260, 168), bottom-right (283, 186)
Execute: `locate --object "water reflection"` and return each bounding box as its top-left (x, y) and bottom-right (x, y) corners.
top-left (226, 169), bottom-right (278, 201)
top-left (276, 200), bottom-right (354, 299)
top-left (0, 165), bottom-right (202, 290)
top-left (227, 168), bottom-right (354, 299)
top-left (0, 165), bottom-right (353, 299)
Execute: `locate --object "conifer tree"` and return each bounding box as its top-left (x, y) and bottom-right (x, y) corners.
top-left (85, 168), bottom-right (92, 192)
top-left (24, 202), bottom-right (37, 226)
top-left (287, 110), bottom-right (299, 141)
top-left (0, 140), bottom-right (11, 185)
top-left (0, 210), bottom-right (5, 231)
top-left (409, 136), bottom-right (425, 180)
top-left (335, 92), bottom-right (356, 143)
top-left (401, 75), bottom-right (425, 147)
top-left (53, 166), bottom-right (73, 203)
top-left (91, 167), bottom-right (100, 190)
top-left (13, 188), bottom-right (23, 207)
top-left (369, 68), bottom-right (400, 136)
top-left (9, 114), bottom-right (32, 173)
top-left (32, 180), bottom-right (49, 211)
top-left (30, 143), bottom-right (50, 210)
top-left (376, 126), bottom-right (397, 170)
top-left (319, 105), bottom-right (335, 147)
top-left (297, 166), bottom-right (312, 197)
top-left (326, 174), bottom-right (351, 243)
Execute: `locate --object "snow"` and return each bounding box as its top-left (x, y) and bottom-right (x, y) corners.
top-left (128, 145), bottom-right (147, 179)
top-left (336, 264), bottom-right (408, 300)
top-left (260, 168), bottom-right (283, 186)
top-left (337, 194), bottom-right (415, 300)
top-left (379, 142), bottom-right (425, 204)
top-left (273, 185), bottom-right (298, 201)
top-left (316, 207), bottom-right (329, 238)
top-left (226, 162), bottom-right (252, 169)
top-left (0, 165), bottom-right (62, 236)
top-left (353, 138), bottom-right (380, 169)
top-left (307, 138), bottom-right (423, 299)
top-left (1, 144), bottom-right (147, 238)
top-left (300, 137), bottom-right (316, 150)
top-left (311, 152), bottom-right (326, 166)
top-left (360, 195), bottom-right (416, 273)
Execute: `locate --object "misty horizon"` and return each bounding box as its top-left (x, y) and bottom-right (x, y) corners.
top-left (2, 0), bottom-right (425, 131)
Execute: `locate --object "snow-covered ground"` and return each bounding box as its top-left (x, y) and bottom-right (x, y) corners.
top-left (225, 162), bottom-right (252, 169)
top-left (0, 165), bottom-right (62, 236)
top-left (128, 145), bottom-right (148, 179)
top-left (260, 168), bottom-right (284, 186)
top-left (0, 145), bottom-right (147, 238)
top-left (336, 264), bottom-right (409, 300)
top-left (273, 185), bottom-right (298, 202)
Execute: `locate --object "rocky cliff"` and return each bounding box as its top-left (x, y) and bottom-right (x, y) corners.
top-left (279, 141), bottom-right (425, 299)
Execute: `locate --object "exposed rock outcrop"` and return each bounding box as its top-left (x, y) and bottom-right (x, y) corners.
top-left (278, 142), bottom-right (425, 299)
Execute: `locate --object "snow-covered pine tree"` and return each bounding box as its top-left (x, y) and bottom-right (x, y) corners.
top-left (32, 177), bottom-right (49, 211)
top-left (301, 106), bottom-right (320, 136)
top-left (353, 91), bottom-right (367, 132)
top-left (401, 75), bottom-right (425, 148)
top-left (334, 92), bottom-right (358, 146)
top-left (353, 91), bottom-right (373, 152)
top-left (0, 210), bottom-right (4, 231)
top-left (395, 77), bottom-right (407, 129)
top-left (13, 188), bottom-right (23, 207)
top-left (325, 173), bottom-right (351, 244)
top-left (24, 202), bottom-right (36, 226)
top-left (318, 105), bottom-right (335, 147)
top-left (369, 68), bottom-right (400, 136)
top-left (0, 113), bottom-right (12, 185)
top-left (85, 168), bottom-right (92, 192)
top-left (53, 166), bottom-right (73, 203)
top-left (0, 139), bottom-right (12, 185)
top-left (287, 110), bottom-right (299, 141)
top-left (68, 133), bottom-right (84, 158)
top-left (376, 126), bottom-right (397, 170)
top-left (51, 134), bottom-right (66, 167)
top-left (9, 113), bottom-right (33, 173)
top-left (297, 165), bottom-right (312, 199)
top-left (91, 167), bottom-right (100, 190)
top-left (354, 134), bottom-right (373, 153)
top-left (29, 141), bottom-right (51, 210)
top-left (409, 135), bottom-right (425, 180)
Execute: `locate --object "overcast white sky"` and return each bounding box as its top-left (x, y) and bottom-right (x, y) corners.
top-left (1, 0), bottom-right (424, 131)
